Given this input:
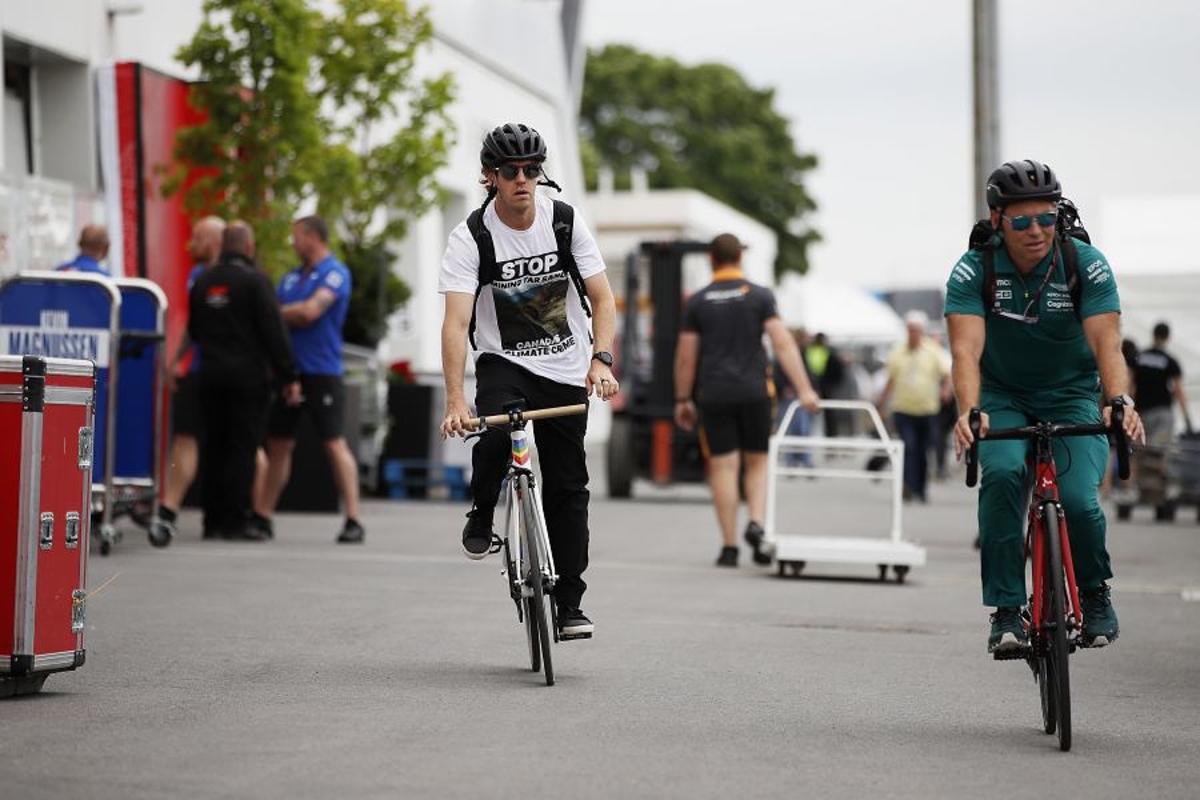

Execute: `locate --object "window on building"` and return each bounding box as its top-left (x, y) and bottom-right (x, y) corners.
top-left (4, 61), bottom-right (34, 175)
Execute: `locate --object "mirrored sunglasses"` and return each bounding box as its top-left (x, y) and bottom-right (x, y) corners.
top-left (496, 163), bottom-right (543, 180)
top-left (1002, 211), bottom-right (1057, 232)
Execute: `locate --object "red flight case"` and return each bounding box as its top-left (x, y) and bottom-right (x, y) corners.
top-left (1, 355), bottom-right (95, 696)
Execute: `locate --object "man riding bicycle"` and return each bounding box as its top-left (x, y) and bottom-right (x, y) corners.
top-left (439, 123), bottom-right (618, 640)
top-left (944, 159), bottom-right (1144, 654)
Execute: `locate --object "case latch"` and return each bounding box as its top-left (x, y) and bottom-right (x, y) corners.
top-left (65, 511), bottom-right (81, 549)
top-left (39, 512), bottom-right (54, 550)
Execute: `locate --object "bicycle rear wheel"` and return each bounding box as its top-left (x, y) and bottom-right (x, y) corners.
top-left (1042, 503), bottom-right (1072, 751)
top-left (520, 478), bottom-right (554, 686)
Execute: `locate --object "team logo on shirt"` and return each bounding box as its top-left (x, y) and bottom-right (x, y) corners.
top-left (492, 249), bottom-right (574, 357)
top-left (205, 284), bottom-right (231, 309)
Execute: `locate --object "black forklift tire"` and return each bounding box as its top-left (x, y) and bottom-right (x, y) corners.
top-left (607, 415), bottom-right (635, 499)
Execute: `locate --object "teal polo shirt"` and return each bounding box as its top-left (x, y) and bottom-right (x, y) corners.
top-left (943, 238), bottom-right (1121, 401)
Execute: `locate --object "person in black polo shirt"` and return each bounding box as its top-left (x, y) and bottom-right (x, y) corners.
top-left (674, 233), bottom-right (821, 567)
top-left (1135, 322), bottom-right (1192, 443)
top-left (189, 222), bottom-right (300, 541)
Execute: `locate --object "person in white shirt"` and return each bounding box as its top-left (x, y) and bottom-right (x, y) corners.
top-left (439, 123), bottom-right (618, 640)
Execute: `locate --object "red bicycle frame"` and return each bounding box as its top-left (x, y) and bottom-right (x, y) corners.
top-left (1026, 458), bottom-right (1083, 642)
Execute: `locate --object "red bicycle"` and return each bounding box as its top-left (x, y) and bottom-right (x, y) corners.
top-left (964, 403), bottom-right (1129, 751)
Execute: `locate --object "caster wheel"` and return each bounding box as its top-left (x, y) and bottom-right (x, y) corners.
top-left (878, 564), bottom-right (888, 582)
top-left (777, 561), bottom-right (787, 577)
top-left (1116, 504), bottom-right (1132, 522)
top-left (893, 565), bottom-right (910, 584)
top-left (791, 561), bottom-right (805, 577)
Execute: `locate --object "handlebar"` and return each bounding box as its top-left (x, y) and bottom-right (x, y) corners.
top-left (963, 402), bottom-right (1131, 488)
top-left (470, 403), bottom-right (588, 430)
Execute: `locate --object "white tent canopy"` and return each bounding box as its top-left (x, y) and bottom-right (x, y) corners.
top-left (775, 273), bottom-right (906, 346)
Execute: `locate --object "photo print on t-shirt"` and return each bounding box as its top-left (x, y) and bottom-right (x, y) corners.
top-left (493, 250), bottom-right (574, 356)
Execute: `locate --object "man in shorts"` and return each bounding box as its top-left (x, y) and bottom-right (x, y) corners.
top-left (674, 233), bottom-right (820, 567)
top-left (256, 215), bottom-right (364, 544)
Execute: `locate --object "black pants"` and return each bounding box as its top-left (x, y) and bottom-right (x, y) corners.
top-left (472, 356), bottom-right (590, 608)
top-left (199, 377), bottom-right (269, 535)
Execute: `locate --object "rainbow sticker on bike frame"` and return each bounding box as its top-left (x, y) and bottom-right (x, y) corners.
top-left (512, 432), bottom-right (531, 467)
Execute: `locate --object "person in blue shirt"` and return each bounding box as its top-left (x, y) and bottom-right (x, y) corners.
top-left (254, 215), bottom-right (364, 544)
top-left (55, 224), bottom-right (111, 275)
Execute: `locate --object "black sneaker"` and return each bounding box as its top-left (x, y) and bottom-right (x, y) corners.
top-left (249, 513), bottom-right (274, 540)
top-left (558, 606), bottom-right (594, 640)
top-left (461, 509), bottom-right (493, 560)
top-left (715, 546), bottom-right (739, 567)
top-left (743, 521), bottom-right (772, 565)
top-left (147, 517), bottom-right (175, 548)
top-left (337, 519), bottom-right (365, 544)
top-left (1080, 583), bottom-right (1119, 647)
top-left (988, 607), bottom-right (1029, 655)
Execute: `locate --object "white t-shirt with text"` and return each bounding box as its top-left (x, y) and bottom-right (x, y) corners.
top-left (439, 193), bottom-right (606, 386)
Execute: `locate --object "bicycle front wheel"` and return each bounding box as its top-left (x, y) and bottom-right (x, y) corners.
top-left (520, 478), bottom-right (554, 686)
top-left (1042, 503), bottom-right (1072, 751)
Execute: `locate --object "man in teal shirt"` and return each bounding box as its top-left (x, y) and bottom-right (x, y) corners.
top-left (944, 159), bottom-right (1144, 654)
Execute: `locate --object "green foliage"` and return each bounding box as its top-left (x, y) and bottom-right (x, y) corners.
top-left (166, 0), bottom-right (454, 347)
top-left (580, 44), bottom-right (820, 277)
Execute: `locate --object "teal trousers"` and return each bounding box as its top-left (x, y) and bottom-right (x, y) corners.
top-left (977, 393), bottom-right (1113, 608)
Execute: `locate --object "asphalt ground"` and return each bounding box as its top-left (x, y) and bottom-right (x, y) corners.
top-left (3, 463), bottom-right (1199, 799)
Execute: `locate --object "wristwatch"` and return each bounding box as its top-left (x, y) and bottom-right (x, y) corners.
top-left (1109, 393), bottom-right (1135, 408)
top-left (592, 351), bottom-right (614, 367)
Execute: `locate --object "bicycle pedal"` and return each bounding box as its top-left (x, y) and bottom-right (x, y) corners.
top-left (488, 535), bottom-right (504, 555)
top-left (992, 647), bottom-right (1030, 661)
top-left (558, 631), bottom-right (592, 641)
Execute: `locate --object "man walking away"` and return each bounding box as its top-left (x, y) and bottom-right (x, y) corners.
top-left (674, 233), bottom-right (820, 567)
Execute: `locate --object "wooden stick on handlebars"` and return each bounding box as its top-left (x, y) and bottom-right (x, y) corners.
top-left (470, 403), bottom-right (588, 430)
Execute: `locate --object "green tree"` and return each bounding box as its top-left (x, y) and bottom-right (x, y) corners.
top-left (167, 0), bottom-right (454, 347)
top-left (580, 44), bottom-right (819, 277)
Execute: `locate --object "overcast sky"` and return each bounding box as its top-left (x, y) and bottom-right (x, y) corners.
top-left (581, 0), bottom-right (1200, 290)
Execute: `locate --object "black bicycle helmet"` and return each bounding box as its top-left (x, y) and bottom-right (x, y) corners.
top-left (985, 159), bottom-right (1062, 209)
top-left (480, 123), bottom-right (547, 169)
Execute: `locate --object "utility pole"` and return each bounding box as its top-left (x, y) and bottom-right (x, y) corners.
top-left (973, 0), bottom-right (999, 220)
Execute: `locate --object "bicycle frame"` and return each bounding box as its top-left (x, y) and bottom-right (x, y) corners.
top-left (1025, 442), bottom-right (1083, 648)
top-left (498, 421), bottom-right (559, 607)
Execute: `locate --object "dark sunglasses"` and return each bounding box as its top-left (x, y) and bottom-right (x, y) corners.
top-left (495, 163), bottom-right (543, 180)
top-left (1002, 211), bottom-right (1057, 232)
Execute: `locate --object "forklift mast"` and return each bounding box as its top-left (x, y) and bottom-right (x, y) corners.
top-left (607, 239), bottom-right (711, 497)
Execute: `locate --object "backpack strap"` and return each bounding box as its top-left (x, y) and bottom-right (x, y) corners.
top-left (981, 248), bottom-right (997, 314)
top-left (1060, 236), bottom-right (1081, 319)
top-left (552, 200), bottom-right (593, 342)
top-left (466, 205), bottom-right (495, 349)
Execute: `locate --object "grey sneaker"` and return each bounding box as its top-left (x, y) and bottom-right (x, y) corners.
top-left (1080, 583), bottom-right (1119, 647)
top-left (743, 521), bottom-right (772, 565)
top-left (988, 607), bottom-right (1029, 654)
top-left (461, 509), bottom-right (493, 560)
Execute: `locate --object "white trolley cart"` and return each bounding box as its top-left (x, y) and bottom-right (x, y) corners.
top-left (766, 399), bottom-right (926, 583)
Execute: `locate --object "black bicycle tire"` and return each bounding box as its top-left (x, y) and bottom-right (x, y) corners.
top-left (1043, 503), bottom-right (1072, 751)
top-left (520, 477), bottom-right (554, 686)
top-left (524, 595), bottom-right (540, 673)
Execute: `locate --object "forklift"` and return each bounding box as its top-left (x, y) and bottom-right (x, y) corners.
top-left (606, 239), bottom-right (712, 498)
